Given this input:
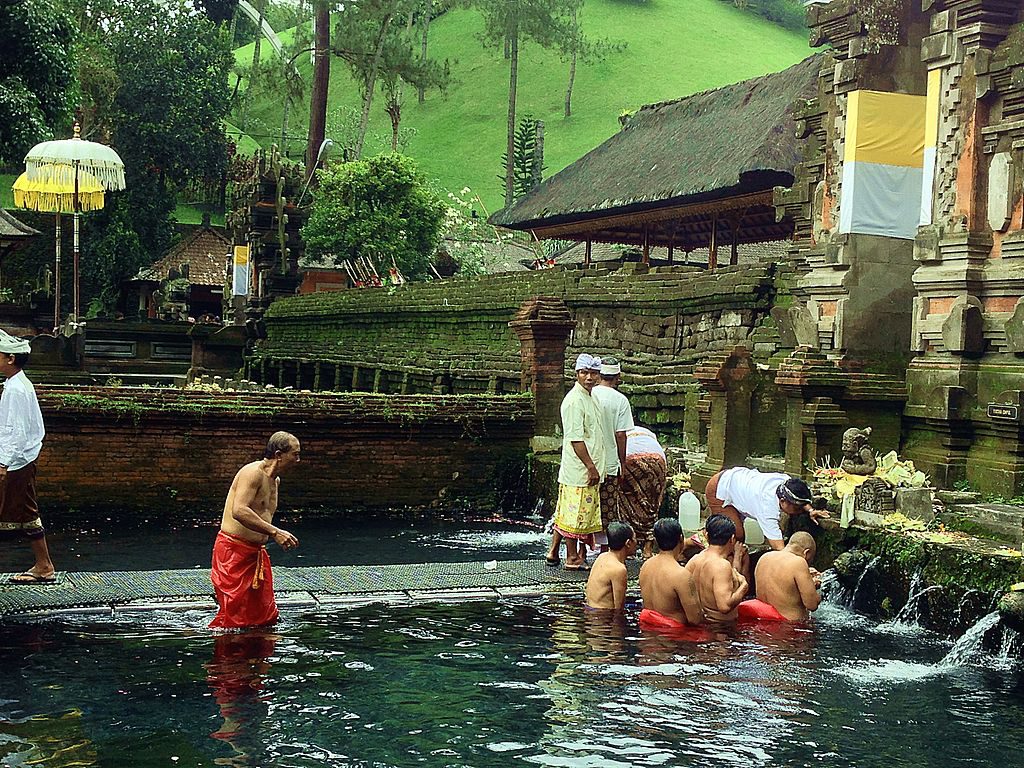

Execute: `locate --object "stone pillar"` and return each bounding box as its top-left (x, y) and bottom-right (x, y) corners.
top-left (775, 347), bottom-right (848, 478)
top-left (509, 297), bottom-right (576, 438)
top-left (692, 345), bottom-right (759, 486)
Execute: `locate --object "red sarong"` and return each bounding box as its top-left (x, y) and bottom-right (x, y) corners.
top-left (638, 608), bottom-right (710, 641)
top-left (737, 598), bottom-right (787, 622)
top-left (210, 531), bottom-right (279, 629)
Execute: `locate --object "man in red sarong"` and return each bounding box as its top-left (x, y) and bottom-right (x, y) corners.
top-left (210, 432), bottom-right (301, 629)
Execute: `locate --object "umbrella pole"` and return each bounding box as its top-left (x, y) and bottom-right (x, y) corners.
top-left (73, 212), bottom-right (80, 321)
top-left (54, 213), bottom-right (61, 330)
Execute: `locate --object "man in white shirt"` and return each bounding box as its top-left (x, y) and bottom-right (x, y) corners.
top-left (591, 357), bottom-right (634, 547)
top-left (0, 329), bottom-right (54, 583)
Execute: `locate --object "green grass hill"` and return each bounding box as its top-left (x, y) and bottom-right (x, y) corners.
top-left (236, 0), bottom-right (813, 212)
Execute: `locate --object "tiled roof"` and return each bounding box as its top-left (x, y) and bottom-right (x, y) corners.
top-left (0, 209), bottom-right (40, 240)
top-left (137, 225), bottom-right (231, 285)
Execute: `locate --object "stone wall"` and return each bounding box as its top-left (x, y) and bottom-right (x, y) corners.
top-left (33, 387), bottom-right (533, 514)
top-left (250, 262), bottom-right (788, 437)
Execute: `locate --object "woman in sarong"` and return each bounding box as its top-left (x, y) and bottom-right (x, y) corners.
top-left (616, 426), bottom-right (668, 559)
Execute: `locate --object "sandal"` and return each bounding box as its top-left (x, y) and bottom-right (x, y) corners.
top-left (10, 571), bottom-right (57, 585)
top-left (544, 555), bottom-right (560, 567)
top-left (564, 562), bottom-right (590, 572)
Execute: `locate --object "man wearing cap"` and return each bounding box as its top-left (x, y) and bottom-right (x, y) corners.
top-left (544, 353), bottom-right (606, 571)
top-left (0, 330), bottom-right (55, 584)
top-left (590, 357), bottom-right (634, 545)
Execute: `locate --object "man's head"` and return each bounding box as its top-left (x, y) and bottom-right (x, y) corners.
top-left (653, 517), bottom-right (682, 552)
top-left (607, 521), bottom-right (636, 553)
top-left (705, 514), bottom-right (737, 546)
top-left (265, 431), bottom-right (301, 470)
top-left (776, 477), bottom-right (814, 516)
top-left (599, 356), bottom-right (622, 386)
top-left (574, 353), bottom-right (602, 390)
top-left (0, 329), bottom-right (31, 377)
top-left (786, 531), bottom-right (817, 564)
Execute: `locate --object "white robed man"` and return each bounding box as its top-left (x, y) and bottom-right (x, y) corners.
top-left (590, 356), bottom-right (634, 548)
top-left (544, 353), bottom-right (606, 571)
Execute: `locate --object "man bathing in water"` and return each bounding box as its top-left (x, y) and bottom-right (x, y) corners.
top-left (638, 518), bottom-right (704, 629)
top-left (686, 515), bottom-right (748, 623)
top-left (584, 522), bottom-right (636, 611)
top-left (752, 531), bottom-right (821, 621)
top-left (210, 432), bottom-right (301, 629)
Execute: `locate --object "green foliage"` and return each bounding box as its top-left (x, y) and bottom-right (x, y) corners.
top-left (499, 115), bottom-right (545, 201)
top-left (0, 0), bottom-right (76, 163)
top-left (722, 0), bottom-right (807, 32)
top-left (302, 154), bottom-right (448, 279)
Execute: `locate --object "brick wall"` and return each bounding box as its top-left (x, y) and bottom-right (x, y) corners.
top-left (33, 387), bottom-right (533, 514)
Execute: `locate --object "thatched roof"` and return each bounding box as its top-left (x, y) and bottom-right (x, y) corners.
top-left (491, 54), bottom-right (823, 231)
top-left (0, 209), bottom-right (40, 241)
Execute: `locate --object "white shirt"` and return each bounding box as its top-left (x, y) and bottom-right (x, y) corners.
top-left (714, 466), bottom-right (788, 541)
top-left (0, 370), bottom-right (45, 471)
top-left (558, 383), bottom-right (607, 487)
top-left (625, 426), bottom-right (665, 459)
top-left (591, 384), bottom-right (634, 476)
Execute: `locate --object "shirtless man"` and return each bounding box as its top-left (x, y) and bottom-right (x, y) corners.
top-left (210, 432), bottom-right (301, 629)
top-left (753, 531), bottom-right (821, 621)
top-left (638, 518), bottom-right (704, 629)
top-left (585, 522), bottom-right (636, 610)
top-left (685, 515), bottom-right (748, 624)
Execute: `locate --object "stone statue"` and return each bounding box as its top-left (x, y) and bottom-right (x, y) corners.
top-left (841, 427), bottom-right (877, 476)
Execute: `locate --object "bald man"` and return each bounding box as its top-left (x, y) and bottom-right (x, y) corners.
top-left (751, 532), bottom-right (821, 621)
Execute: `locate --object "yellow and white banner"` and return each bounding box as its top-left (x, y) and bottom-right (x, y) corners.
top-left (839, 89), bottom-right (927, 240)
top-left (920, 70), bottom-right (941, 227)
top-left (232, 245), bottom-right (250, 296)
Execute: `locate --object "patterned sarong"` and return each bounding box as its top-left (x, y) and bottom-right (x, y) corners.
top-left (615, 453), bottom-right (667, 552)
top-left (553, 483), bottom-right (602, 543)
top-left (210, 531), bottom-right (279, 629)
top-left (0, 462), bottom-right (45, 540)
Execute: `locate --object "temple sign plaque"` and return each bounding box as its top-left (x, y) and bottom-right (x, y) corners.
top-left (987, 403), bottom-right (1021, 422)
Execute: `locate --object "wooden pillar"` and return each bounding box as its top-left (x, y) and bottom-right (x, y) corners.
top-left (668, 230), bottom-right (675, 263)
top-left (730, 218), bottom-right (740, 266)
top-left (708, 214), bottom-right (719, 270)
top-left (642, 225), bottom-right (650, 265)
top-left (584, 239), bottom-right (592, 266)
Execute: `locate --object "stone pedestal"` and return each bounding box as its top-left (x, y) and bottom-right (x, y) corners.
top-left (510, 297), bottom-right (576, 438)
top-left (775, 347), bottom-right (847, 477)
top-left (692, 345), bottom-right (759, 486)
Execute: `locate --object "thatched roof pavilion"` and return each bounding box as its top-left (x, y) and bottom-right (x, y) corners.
top-left (490, 54), bottom-right (823, 267)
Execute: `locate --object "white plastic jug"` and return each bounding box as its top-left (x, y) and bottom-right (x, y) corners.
top-left (743, 518), bottom-right (765, 548)
top-left (677, 491), bottom-right (701, 534)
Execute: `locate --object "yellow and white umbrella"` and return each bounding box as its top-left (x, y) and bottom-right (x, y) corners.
top-left (21, 123), bottom-right (125, 323)
top-left (12, 166), bottom-right (107, 329)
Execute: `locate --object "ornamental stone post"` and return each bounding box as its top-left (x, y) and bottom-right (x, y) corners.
top-left (510, 296), bottom-right (576, 439)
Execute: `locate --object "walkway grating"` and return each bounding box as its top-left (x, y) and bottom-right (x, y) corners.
top-left (0, 559), bottom-right (598, 618)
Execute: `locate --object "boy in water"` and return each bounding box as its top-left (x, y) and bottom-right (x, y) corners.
top-left (584, 522), bottom-right (636, 610)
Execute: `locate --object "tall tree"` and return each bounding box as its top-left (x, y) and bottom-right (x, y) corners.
top-left (475, 0), bottom-right (575, 207)
top-left (0, 0), bottom-right (76, 164)
top-left (307, 1), bottom-right (331, 175)
top-left (417, 0), bottom-right (433, 104)
top-left (561, 2), bottom-right (623, 118)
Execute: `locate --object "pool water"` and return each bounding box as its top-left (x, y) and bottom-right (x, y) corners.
top-left (0, 515), bottom-right (552, 573)
top-left (0, 598), bottom-right (1022, 767)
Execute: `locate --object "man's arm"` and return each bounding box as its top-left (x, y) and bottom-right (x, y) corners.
top-left (611, 566), bottom-right (628, 611)
top-left (678, 570), bottom-right (705, 625)
top-left (571, 441), bottom-right (600, 485)
top-left (712, 562), bottom-right (747, 613)
top-left (615, 431), bottom-right (627, 484)
top-left (794, 567), bottom-right (821, 612)
top-left (231, 470), bottom-right (298, 549)
top-left (766, 538), bottom-right (785, 551)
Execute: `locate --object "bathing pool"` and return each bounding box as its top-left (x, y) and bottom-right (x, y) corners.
top-left (0, 595), bottom-right (1022, 767)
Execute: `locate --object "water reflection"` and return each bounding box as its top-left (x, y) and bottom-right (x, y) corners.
top-left (205, 632), bottom-right (279, 767)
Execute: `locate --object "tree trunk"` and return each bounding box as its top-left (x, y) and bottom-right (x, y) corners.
top-left (388, 101), bottom-right (401, 151)
top-left (505, 24), bottom-right (519, 207)
top-left (565, 47), bottom-right (577, 118)
top-left (282, 98), bottom-right (291, 156)
top-left (418, 0), bottom-right (432, 104)
top-left (354, 12), bottom-right (395, 159)
top-left (307, 2), bottom-right (331, 176)
top-left (251, 0), bottom-right (265, 73)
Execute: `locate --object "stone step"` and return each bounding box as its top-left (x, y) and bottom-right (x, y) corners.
top-left (946, 503), bottom-right (1024, 544)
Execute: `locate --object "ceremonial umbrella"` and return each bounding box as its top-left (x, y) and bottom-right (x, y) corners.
top-left (12, 167), bottom-right (105, 329)
top-left (23, 123), bottom-right (125, 323)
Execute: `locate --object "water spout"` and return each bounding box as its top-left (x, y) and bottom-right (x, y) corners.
top-left (850, 555), bottom-right (882, 610)
top-left (940, 612), bottom-right (1002, 667)
top-left (890, 572), bottom-right (942, 627)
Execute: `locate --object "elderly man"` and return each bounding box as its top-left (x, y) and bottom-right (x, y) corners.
top-left (591, 356), bottom-right (634, 547)
top-left (745, 531), bottom-right (821, 622)
top-left (210, 431), bottom-right (301, 628)
top-left (545, 353), bottom-right (606, 571)
top-left (0, 330), bottom-right (54, 584)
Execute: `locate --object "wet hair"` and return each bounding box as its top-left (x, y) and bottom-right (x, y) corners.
top-left (607, 522), bottom-right (634, 551)
top-left (653, 517), bottom-right (682, 551)
top-left (788, 531), bottom-right (817, 559)
top-left (705, 514), bottom-right (736, 546)
top-left (264, 431), bottom-right (298, 459)
top-left (777, 477), bottom-right (813, 505)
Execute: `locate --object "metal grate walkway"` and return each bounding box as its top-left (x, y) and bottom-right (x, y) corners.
top-left (0, 559), bottom-right (607, 618)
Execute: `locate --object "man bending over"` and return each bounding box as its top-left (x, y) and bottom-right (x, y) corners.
top-left (686, 515), bottom-right (748, 624)
top-left (751, 531), bottom-right (821, 621)
top-left (638, 518), bottom-right (704, 629)
top-left (210, 432), bottom-right (301, 629)
top-left (585, 522), bottom-right (636, 611)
